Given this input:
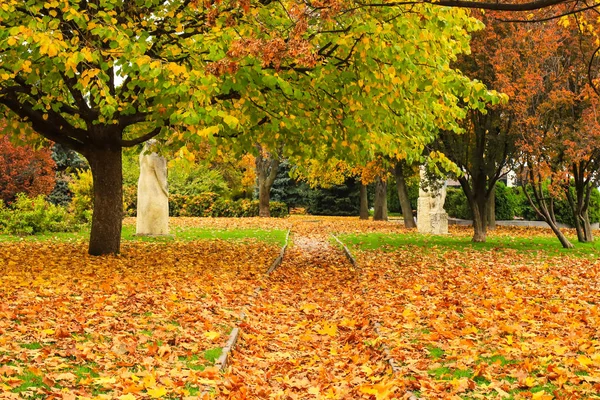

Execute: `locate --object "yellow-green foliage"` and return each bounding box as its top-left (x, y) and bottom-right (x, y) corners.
top-left (69, 169), bottom-right (93, 223)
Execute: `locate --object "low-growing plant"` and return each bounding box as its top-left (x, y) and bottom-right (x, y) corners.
top-left (69, 169), bottom-right (94, 223)
top-left (0, 194), bottom-right (78, 235)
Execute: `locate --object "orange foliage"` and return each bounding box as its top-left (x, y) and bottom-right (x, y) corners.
top-left (0, 134), bottom-right (56, 204)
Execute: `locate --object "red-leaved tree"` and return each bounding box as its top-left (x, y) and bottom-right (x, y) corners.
top-left (0, 132), bottom-right (56, 204)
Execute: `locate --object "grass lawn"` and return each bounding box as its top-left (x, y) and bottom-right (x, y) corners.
top-left (0, 218), bottom-right (288, 246)
top-left (338, 225), bottom-right (600, 258)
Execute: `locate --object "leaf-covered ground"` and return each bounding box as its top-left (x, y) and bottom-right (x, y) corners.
top-left (2, 216), bottom-right (600, 399)
top-left (345, 226), bottom-right (600, 399)
top-left (0, 227), bottom-right (282, 399)
top-left (223, 221), bottom-right (402, 399)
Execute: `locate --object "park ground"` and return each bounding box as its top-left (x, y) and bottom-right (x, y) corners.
top-left (1, 216), bottom-right (600, 399)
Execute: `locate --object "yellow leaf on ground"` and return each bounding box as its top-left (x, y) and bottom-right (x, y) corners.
top-left (147, 386), bottom-right (167, 398)
top-left (316, 323), bottom-right (337, 336)
top-left (204, 331), bottom-right (220, 341)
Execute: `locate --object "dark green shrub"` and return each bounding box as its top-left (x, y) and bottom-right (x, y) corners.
top-left (307, 178), bottom-right (360, 216)
top-left (444, 187), bottom-right (472, 219)
top-left (123, 185), bottom-right (137, 217)
top-left (511, 185), bottom-right (600, 225)
top-left (269, 201), bottom-right (289, 218)
top-left (494, 182), bottom-right (518, 220)
top-left (387, 177), bottom-right (401, 213)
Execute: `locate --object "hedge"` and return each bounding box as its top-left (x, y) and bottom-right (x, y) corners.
top-left (123, 188), bottom-right (288, 218)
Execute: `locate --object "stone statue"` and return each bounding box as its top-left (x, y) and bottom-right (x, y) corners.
top-left (430, 181), bottom-right (447, 213)
top-left (136, 140), bottom-right (169, 236)
top-left (417, 166), bottom-right (448, 235)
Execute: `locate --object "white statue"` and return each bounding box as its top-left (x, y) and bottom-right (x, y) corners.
top-left (430, 181), bottom-right (447, 213)
top-left (417, 166), bottom-right (448, 234)
top-left (136, 140), bottom-right (169, 235)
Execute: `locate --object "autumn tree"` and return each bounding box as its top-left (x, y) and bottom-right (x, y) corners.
top-left (1, 0), bottom-right (500, 254)
top-left (507, 10), bottom-right (600, 246)
top-left (433, 12), bottom-right (517, 243)
top-left (0, 133), bottom-right (56, 204)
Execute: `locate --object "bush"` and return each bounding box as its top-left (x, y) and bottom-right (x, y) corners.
top-left (0, 194), bottom-right (77, 235)
top-left (306, 178), bottom-right (360, 216)
top-left (0, 136), bottom-right (56, 204)
top-left (494, 182), bottom-right (519, 220)
top-left (167, 193), bottom-right (287, 218)
top-left (444, 187), bottom-right (472, 219)
top-left (69, 169), bottom-right (94, 223)
top-left (123, 184), bottom-right (137, 217)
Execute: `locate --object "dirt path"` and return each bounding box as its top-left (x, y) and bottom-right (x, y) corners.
top-left (222, 221), bottom-right (402, 399)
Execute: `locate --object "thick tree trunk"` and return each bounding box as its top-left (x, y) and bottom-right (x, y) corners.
top-left (373, 177), bottom-right (388, 221)
top-left (86, 147), bottom-right (123, 256)
top-left (487, 186), bottom-right (496, 230)
top-left (258, 180), bottom-right (271, 217)
top-left (459, 176), bottom-right (488, 243)
top-left (470, 199), bottom-right (487, 242)
top-left (359, 183), bottom-right (369, 220)
top-left (255, 149), bottom-right (280, 218)
top-left (394, 163), bottom-right (416, 228)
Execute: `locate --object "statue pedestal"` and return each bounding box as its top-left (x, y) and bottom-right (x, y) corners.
top-left (429, 212), bottom-right (448, 235)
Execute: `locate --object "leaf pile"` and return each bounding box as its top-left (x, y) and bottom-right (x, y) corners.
top-left (0, 240), bottom-right (280, 398)
top-left (357, 246), bottom-right (600, 399)
top-left (224, 220), bottom-right (406, 399)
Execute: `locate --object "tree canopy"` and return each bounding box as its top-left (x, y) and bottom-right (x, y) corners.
top-left (0, 0), bottom-right (502, 253)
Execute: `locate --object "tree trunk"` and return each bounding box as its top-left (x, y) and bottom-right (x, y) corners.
top-left (522, 181), bottom-right (574, 249)
top-left (394, 162), bottom-right (416, 228)
top-left (459, 176), bottom-right (488, 243)
top-left (470, 199), bottom-right (487, 242)
top-left (359, 183), bottom-right (369, 220)
top-left (258, 180), bottom-right (271, 217)
top-left (566, 188), bottom-right (586, 242)
top-left (583, 211), bottom-right (594, 242)
top-left (373, 177), bottom-right (388, 221)
top-left (86, 147), bottom-right (123, 256)
top-left (255, 149), bottom-right (280, 218)
top-left (487, 186), bottom-right (496, 230)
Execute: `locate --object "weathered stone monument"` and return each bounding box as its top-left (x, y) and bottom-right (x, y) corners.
top-left (417, 166), bottom-right (448, 235)
top-left (136, 140), bottom-right (169, 236)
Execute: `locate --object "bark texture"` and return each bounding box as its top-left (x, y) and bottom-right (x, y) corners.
top-left (373, 177), bottom-right (388, 221)
top-left (394, 162), bottom-right (416, 228)
top-left (87, 146), bottom-right (123, 256)
top-left (255, 149), bottom-right (280, 218)
top-left (359, 183), bottom-right (369, 220)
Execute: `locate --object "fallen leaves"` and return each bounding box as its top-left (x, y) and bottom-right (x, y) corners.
top-left (0, 235), bottom-right (281, 398)
top-left (354, 226), bottom-right (600, 399)
top-left (3, 216), bottom-right (599, 399)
